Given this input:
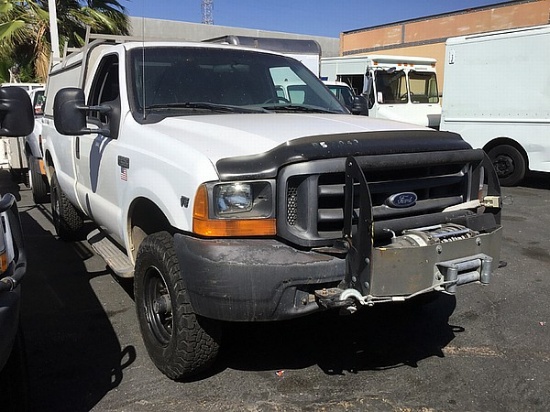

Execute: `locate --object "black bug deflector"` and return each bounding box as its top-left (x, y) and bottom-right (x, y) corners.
top-left (315, 155), bottom-right (503, 312)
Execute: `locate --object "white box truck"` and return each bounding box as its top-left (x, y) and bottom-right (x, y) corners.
top-left (440, 25), bottom-right (550, 186)
top-left (320, 55), bottom-right (441, 128)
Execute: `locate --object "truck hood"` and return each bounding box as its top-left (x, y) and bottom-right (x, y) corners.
top-left (149, 113), bottom-right (428, 162)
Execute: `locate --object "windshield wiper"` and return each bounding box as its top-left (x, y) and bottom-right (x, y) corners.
top-left (260, 104), bottom-right (337, 114)
top-left (144, 102), bottom-right (265, 113)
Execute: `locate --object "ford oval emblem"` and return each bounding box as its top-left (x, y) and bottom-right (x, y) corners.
top-left (386, 192), bottom-right (418, 208)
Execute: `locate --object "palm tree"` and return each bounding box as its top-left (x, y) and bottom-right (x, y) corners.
top-left (0, 0), bottom-right (130, 82)
top-left (0, 1), bottom-right (30, 82)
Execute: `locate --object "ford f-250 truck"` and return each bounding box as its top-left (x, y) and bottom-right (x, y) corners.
top-left (42, 35), bottom-right (503, 380)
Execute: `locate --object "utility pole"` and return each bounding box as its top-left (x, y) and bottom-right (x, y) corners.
top-left (201, 0), bottom-right (214, 25)
top-left (48, 0), bottom-right (60, 60)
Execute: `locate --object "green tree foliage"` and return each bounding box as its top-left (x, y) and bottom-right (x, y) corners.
top-left (0, 0), bottom-right (129, 82)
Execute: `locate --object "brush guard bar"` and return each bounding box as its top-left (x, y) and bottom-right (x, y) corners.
top-left (314, 156), bottom-right (501, 311)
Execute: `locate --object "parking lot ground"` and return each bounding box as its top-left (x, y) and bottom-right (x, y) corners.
top-left (3, 169), bottom-right (549, 411)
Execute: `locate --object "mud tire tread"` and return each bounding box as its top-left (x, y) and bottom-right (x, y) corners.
top-left (134, 231), bottom-right (220, 380)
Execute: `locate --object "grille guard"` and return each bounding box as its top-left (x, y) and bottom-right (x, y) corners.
top-left (341, 156), bottom-right (373, 296)
top-left (317, 155), bottom-right (502, 311)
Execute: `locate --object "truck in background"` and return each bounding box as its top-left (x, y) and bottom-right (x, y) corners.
top-left (320, 55), bottom-right (441, 128)
top-left (1, 83), bottom-right (45, 184)
top-left (24, 87), bottom-right (49, 203)
top-left (0, 86), bottom-right (35, 410)
top-left (0, 82), bottom-right (43, 94)
top-left (204, 35), bottom-right (322, 76)
top-left (440, 25), bottom-right (550, 186)
top-left (323, 80), bottom-right (368, 115)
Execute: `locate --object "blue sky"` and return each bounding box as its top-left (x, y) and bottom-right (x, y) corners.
top-left (124, 0), bottom-right (513, 38)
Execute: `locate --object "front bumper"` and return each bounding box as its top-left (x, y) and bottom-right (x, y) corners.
top-left (174, 222), bottom-right (501, 322)
top-left (174, 235), bottom-right (344, 321)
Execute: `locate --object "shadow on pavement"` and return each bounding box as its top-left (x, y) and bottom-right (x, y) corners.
top-left (0, 169), bottom-right (136, 411)
top-left (521, 172), bottom-right (550, 190)
top-left (219, 293), bottom-right (458, 376)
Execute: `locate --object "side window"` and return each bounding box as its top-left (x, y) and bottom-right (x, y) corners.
top-left (374, 70), bottom-right (407, 104)
top-left (88, 54), bottom-right (120, 123)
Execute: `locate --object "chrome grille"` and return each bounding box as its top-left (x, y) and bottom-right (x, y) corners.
top-left (277, 150), bottom-right (483, 248)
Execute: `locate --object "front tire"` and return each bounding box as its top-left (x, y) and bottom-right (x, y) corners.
top-left (487, 144), bottom-right (526, 187)
top-left (134, 231), bottom-right (221, 380)
top-left (50, 172), bottom-right (83, 240)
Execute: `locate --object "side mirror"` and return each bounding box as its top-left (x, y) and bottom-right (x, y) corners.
top-left (363, 76), bottom-right (373, 96)
top-left (33, 94), bottom-right (45, 116)
top-left (351, 95), bottom-right (369, 116)
top-left (0, 87), bottom-right (34, 136)
top-left (53, 88), bottom-right (110, 136)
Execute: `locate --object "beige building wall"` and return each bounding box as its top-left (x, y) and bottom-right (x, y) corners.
top-left (340, 0), bottom-right (550, 89)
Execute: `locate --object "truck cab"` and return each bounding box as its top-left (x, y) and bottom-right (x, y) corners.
top-left (321, 55), bottom-right (441, 128)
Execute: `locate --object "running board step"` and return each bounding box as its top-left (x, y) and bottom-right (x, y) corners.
top-left (87, 229), bottom-right (134, 278)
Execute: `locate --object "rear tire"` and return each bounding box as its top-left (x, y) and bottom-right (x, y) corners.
top-left (134, 231), bottom-right (221, 380)
top-left (28, 156), bottom-right (49, 203)
top-left (50, 172), bottom-right (83, 240)
top-left (487, 144), bottom-right (526, 187)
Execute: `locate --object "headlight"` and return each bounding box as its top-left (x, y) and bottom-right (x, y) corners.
top-left (215, 183), bottom-right (253, 214)
top-left (193, 181), bottom-right (276, 237)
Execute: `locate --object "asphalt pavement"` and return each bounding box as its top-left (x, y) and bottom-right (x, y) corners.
top-left (3, 169), bottom-right (549, 411)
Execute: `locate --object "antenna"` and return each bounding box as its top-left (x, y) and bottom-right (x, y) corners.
top-left (202, 0), bottom-right (214, 25)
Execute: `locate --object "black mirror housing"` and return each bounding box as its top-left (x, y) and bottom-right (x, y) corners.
top-left (351, 95), bottom-right (369, 116)
top-left (0, 87), bottom-right (34, 136)
top-left (53, 88), bottom-right (89, 135)
top-left (54, 87), bottom-right (111, 137)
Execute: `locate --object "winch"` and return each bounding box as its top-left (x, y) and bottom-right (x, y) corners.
top-left (384, 223), bottom-right (479, 248)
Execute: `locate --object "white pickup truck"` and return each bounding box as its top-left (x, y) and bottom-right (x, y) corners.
top-left (42, 36), bottom-right (503, 380)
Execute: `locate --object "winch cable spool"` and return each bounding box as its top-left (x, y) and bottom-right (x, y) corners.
top-left (387, 223), bottom-right (478, 248)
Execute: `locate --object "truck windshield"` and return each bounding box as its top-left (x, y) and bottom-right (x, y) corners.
top-left (374, 69), bottom-right (439, 105)
top-left (129, 47), bottom-right (347, 116)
